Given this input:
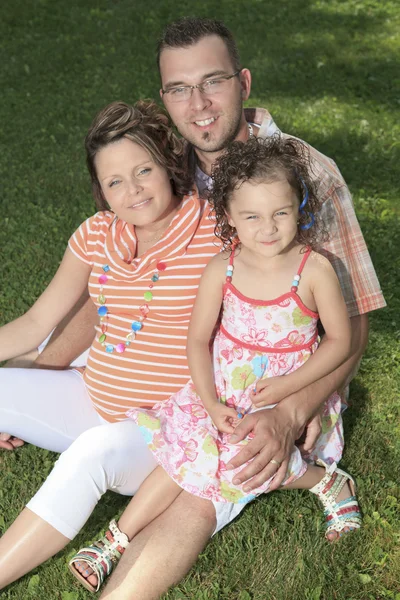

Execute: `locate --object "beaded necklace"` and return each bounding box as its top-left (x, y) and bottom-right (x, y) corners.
top-left (96, 260), bottom-right (167, 354)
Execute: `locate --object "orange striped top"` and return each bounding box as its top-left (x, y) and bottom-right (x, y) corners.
top-left (68, 192), bottom-right (219, 422)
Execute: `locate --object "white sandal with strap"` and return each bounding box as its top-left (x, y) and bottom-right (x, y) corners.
top-left (68, 519), bottom-right (129, 593)
top-left (310, 460), bottom-right (362, 540)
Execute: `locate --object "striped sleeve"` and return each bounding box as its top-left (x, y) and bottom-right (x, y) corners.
top-left (68, 211), bottom-right (113, 266)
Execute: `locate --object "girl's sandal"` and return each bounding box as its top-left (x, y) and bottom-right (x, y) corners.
top-left (309, 460), bottom-right (362, 541)
top-left (68, 519), bottom-right (129, 593)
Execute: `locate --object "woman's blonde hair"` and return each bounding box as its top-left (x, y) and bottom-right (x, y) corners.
top-left (85, 100), bottom-right (191, 210)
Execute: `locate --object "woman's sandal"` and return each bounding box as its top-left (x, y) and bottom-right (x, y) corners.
top-left (309, 460), bottom-right (362, 541)
top-left (68, 519), bottom-right (129, 593)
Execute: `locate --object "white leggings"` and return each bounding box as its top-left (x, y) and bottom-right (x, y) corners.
top-left (0, 368), bottom-right (157, 539)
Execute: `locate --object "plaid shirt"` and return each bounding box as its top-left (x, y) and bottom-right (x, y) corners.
top-left (196, 107), bottom-right (386, 318)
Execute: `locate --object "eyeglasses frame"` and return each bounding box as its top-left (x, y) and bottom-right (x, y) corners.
top-left (161, 70), bottom-right (242, 100)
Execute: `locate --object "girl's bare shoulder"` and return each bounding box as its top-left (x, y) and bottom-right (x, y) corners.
top-left (306, 250), bottom-right (337, 280)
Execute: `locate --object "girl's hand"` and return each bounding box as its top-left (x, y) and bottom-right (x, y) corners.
top-left (251, 376), bottom-right (290, 408)
top-left (208, 403), bottom-right (239, 434)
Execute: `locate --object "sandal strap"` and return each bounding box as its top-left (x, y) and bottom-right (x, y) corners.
top-left (309, 461), bottom-right (362, 539)
top-left (69, 519), bottom-right (129, 592)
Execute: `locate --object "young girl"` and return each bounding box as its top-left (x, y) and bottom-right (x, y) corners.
top-left (71, 136), bottom-right (361, 592)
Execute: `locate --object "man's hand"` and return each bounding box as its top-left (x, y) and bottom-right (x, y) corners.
top-left (0, 433), bottom-right (24, 451)
top-left (225, 401), bottom-right (320, 492)
top-left (208, 403), bottom-right (238, 434)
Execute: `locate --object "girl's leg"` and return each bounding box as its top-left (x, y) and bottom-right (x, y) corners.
top-left (74, 467), bottom-right (182, 589)
top-left (0, 368), bottom-right (101, 452)
top-left (0, 420), bottom-right (157, 589)
top-left (118, 466), bottom-right (182, 539)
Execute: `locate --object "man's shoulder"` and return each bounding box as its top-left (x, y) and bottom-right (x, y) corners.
top-left (249, 106), bottom-right (347, 194)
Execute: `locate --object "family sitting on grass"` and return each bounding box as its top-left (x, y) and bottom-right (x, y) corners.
top-left (0, 17), bottom-right (385, 600)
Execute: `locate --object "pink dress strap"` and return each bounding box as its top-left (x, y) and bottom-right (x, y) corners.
top-left (225, 248), bottom-right (235, 282)
top-left (291, 247), bottom-right (312, 293)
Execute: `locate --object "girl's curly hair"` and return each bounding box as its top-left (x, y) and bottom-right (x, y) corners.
top-left (85, 100), bottom-right (192, 210)
top-left (209, 134), bottom-right (329, 250)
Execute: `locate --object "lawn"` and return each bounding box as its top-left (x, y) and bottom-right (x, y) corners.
top-left (0, 0), bottom-right (399, 599)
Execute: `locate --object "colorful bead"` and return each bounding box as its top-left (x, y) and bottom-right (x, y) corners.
top-left (115, 343), bottom-right (126, 353)
top-left (105, 345), bottom-right (114, 353)
top-left (99, 274), bottom-right (108, 284)
top-left (156, 261), bottom-right (167, 271)
top-left (226, 265), bottom-right (233, 272)
top-left (149, 284), bottom-right (154, 289)
top-left (140, 304), bottom-right (149, 316)
top-left (294, 275), bottom-right (300, 281)
top-left (99, 334), bottom-right (106, 344)
top-left (98, 306), bottom-right (108, 317)
top-left (144, 291), bottom-right (153, 302)
top-left (102, 265), bottom-right (110, 272)
top-left (291, 286), bottom-right (298, 293)
top-left (98, 294), bottom-right (106, 304)
top-left (291, 280), bottom-right (299, 287)
top-left (151, 273), bottom-right (159, 282)
top-left (126, 332), bottom-right (135, 342)
top-left (132, 321), bottom-right (143, 332)
top-left (226, 276), bottom-right (232, 283)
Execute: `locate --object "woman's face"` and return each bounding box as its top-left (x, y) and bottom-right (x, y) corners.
top-left (95, 137), bottom-right (179, 227)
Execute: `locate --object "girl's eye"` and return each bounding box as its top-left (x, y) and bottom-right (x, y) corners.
top-left (246, 215), bottom-right (258, 220)
top-left (109, 179), bottom-right (120, 188)
top-left (275, 211), bottom-right (288, 216)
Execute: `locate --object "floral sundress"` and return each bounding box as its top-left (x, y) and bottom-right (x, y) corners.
top-left (127, 249), bottom-right (344, 504)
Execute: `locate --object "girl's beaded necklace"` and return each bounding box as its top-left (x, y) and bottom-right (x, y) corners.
top-left (96, 260), bottom-right (167, 354)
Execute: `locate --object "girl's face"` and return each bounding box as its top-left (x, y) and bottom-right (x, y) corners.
top-left (227, 178), bottom-right (299, 258)
top-left (95, 137), bottom-right (179, 227)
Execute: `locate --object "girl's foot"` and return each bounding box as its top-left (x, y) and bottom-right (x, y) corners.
top-left (68, 520), bottom-right (129, 593)
top-left (310, 461), bottom-right (362, 542)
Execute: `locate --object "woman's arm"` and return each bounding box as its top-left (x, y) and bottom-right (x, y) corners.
top-left (187, 254), bottom-right (237, 431)
top-left (253, 254), bottom-right (352, 407)
top-left (0, 248), bottom-right (91, 362)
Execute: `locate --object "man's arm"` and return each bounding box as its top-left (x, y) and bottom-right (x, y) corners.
top-left (34, 293), bottom-right (97, 369)
top-left (225, 313), bottom-right (369, 491)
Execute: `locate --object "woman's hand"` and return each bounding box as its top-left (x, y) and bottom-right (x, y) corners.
top-left (0, 433), bottom-right (24, 451)
top-left (208, 403), bottom-right (238, 434)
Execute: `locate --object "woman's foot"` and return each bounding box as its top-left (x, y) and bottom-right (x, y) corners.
top-left (68, 520), bottom-right (129, 593)
top-left (309, 461), bottom-right (362, 543)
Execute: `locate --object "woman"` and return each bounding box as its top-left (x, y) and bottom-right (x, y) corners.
top-left (0, 100), bottom-right (220, 589)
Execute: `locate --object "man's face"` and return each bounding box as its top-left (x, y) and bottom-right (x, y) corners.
top-left (159, 35), bottom-right (251, 153)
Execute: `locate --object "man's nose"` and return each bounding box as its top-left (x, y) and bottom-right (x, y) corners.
top-left (189, 86), bottom-right (212, 111)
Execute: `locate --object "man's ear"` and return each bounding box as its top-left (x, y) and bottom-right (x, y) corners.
top-left (239, 68), bottom-right (252, 101)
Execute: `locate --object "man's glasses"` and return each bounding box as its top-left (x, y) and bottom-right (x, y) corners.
top-left (161, 71), bottom-right (241, 103)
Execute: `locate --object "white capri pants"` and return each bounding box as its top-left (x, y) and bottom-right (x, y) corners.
top-left (0, 367), bottom-right (243, 539)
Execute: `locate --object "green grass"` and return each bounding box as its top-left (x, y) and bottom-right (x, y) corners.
top-left (1, 0), bottom-right (399, 598)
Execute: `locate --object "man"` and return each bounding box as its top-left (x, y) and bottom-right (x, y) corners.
top-left (2, 17), bottom-right (385, 599)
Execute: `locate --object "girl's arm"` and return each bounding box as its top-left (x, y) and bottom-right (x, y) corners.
top-left (0, 248), bottom-right (91, 362)
top-left (253, 254), bottom-right (352, 407)
top-left (187, 254), bottom-right (237, 431)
